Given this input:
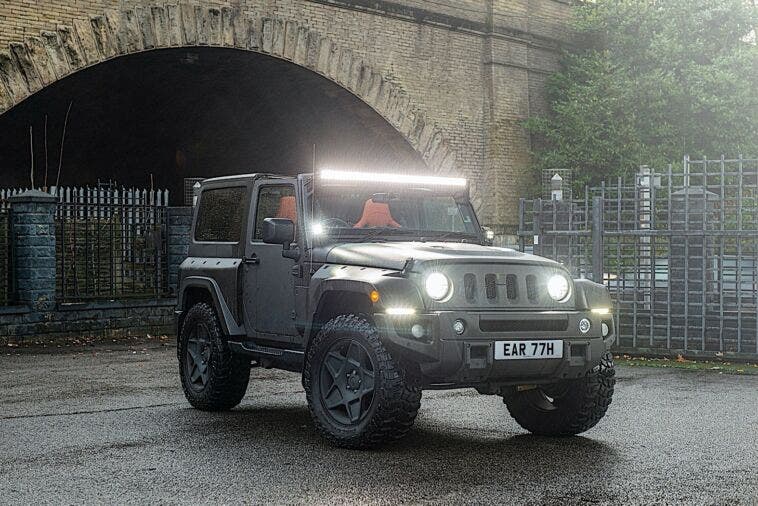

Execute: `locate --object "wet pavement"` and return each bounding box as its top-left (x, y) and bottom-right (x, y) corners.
top-left (1, 341), bottom-right (756, 505)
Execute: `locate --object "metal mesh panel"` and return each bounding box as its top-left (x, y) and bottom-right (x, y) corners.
top-left (519, 156), bottom-right (758, 359)
top-left (55, 188), bottom-right (170, 302)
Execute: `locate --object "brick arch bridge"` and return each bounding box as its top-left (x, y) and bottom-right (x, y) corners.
top-left (0, 1), bottom-right (571, 234)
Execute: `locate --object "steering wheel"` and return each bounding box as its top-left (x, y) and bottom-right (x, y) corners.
top-left (322, 218), bottom-right (350, 228)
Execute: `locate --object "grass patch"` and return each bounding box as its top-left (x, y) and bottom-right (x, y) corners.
top-left (615, 355), bottom-right (758, 375)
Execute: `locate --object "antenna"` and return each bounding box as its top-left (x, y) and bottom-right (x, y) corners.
top-left (310, 144), bottom-right (316, 271)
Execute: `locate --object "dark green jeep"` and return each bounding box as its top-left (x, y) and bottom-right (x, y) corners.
top-left (176, 170), bottom-right (616, 448)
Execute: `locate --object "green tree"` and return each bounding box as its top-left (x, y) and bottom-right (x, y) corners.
top-left (526, 0), bottom-right (758, 188)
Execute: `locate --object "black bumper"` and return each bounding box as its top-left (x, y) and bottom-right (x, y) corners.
top-left (374, 310), bottom-right (615, 387)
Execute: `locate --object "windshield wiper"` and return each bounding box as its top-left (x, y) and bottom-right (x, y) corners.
top-left (424, 231), bottom-right (479, 242)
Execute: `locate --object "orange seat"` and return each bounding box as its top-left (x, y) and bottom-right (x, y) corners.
top-left (353, 199), bottom-right (401, 228)
top-left (276, 196), bottom-right (297, 224)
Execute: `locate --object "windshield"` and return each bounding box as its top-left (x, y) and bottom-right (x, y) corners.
top-left (309, 186), bottom-right (481, 242)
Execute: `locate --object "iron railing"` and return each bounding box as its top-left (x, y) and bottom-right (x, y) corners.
top-left (519, 156), bottom-right (758, 359)
top-left (55, 189), bottom-right (170, 302)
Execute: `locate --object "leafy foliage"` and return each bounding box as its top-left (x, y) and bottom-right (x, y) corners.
top-left (526, 0), bottom-right (758, 188)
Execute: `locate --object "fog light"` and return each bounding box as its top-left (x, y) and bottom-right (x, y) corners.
top-left (411, 324), bottom-right (426, 339)
top-left (601, 322), bottom-right (610, 337)
top-left (579, 318), bottom-right (591, 334)
top-left (453, 319), bottom-right (466, 335)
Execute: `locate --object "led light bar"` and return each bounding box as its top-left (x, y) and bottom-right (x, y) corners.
top-left (320, 169), bottom-right (467, 187)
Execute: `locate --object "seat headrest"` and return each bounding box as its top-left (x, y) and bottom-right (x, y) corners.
top-left (353, 199), bottom-right (401, 228)
top-left (276, 195), bottom-right (297, 224)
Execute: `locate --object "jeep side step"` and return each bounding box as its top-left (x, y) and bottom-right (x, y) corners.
top-left (228, 341), bottom-right (304, 373)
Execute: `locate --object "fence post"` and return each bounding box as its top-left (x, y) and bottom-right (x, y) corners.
top-left (532, 198), bottom-right (542, 257)
top-left (592, 196), bottom-right (604, 283)
top-left (9, 190), bottom-right (57, 311)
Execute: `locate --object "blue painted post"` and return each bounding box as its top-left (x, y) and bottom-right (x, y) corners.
top-left (9, 190), bottom-right (57, 311)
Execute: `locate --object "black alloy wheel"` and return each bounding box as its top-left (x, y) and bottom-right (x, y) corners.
top-left (178, 302), bottom-right (250, 411)
top-left (184, 323), bottom-right (212, 392)
top-left (319, 339), bottom-right (376, 425)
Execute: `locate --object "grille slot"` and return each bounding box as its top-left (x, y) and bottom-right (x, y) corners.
top-left (464, 273), bottom-right (477, 302)
top-left (505, 274), bottom-right (518, 300)
top-left (485, 274), bottom-right (497, 299)
top-left (526, 275), bottom-right (538, 301)
top-left (479, 317), bottom-right (568, 333)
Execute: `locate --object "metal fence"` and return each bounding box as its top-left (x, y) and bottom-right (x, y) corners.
top-left (54, 187), bottom-right (170, 302)
top-left (0, 209), bottom-right (10, 306)
top-left (519, 156), bottom-right (758, 359)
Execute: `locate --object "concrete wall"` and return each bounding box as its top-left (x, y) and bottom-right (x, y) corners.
top-left (0, 0), bottom-right (572, 234)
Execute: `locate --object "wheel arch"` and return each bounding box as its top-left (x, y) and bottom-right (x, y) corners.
top-left (306, 285), bottom-right (375, 345)
top-left (179, 276), bottom-right (244, 336)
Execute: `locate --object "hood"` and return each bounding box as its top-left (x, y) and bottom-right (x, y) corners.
top-left (317, 241), bottom-right (559, 271)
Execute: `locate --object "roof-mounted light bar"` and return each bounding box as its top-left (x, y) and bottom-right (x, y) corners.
top-left (320, 169), bottom-right (467, 187)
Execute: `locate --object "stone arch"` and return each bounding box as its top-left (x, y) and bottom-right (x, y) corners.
top-left (0, 3), bottom-right (458, 177)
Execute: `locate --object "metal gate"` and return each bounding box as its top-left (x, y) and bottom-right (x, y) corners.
top-left (519, 156), bottom-right (758, 359)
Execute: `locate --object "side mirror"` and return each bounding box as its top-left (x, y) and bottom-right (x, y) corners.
top-left (262, 218), bottom-right (295, 248)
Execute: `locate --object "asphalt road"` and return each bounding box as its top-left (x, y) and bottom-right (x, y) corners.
top-left (1, 341), bottom-right (756, 505)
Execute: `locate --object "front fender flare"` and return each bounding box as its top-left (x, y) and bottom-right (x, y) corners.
top-left (573, 279), bottom-right (613, 311)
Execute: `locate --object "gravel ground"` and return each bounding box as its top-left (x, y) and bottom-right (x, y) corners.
top-left (1, 340), bottom-right (756, 505)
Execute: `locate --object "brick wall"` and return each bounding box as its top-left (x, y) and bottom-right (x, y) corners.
top-left (0, 0), bottom-right (573, 232)
top-left (0, 298), bottom-right (176, 343)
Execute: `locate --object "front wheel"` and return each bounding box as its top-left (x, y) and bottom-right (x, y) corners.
top-left (178, 302), bottom-right (251, 411)
top-left (503, 352), bottom-right (616, 436)
top-left (303, 314), bottom-right (421, 449)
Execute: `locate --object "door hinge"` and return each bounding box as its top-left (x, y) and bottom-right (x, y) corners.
top-left (242, 254), bottom-right (260, 265)
top-left (291, 264), bottom-right (302, 277)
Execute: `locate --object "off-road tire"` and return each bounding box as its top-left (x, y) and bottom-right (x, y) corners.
top-left (504, 351), bottom-right (615, 436)
top-left (303, 314), bottom-right (422, 449)
top-left (179, 302), bottom-right (250, 411)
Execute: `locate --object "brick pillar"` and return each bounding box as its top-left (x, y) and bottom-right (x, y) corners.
top-left (167, 207), bottom-right (192, 293)
top-left (9, 190), bottom-right (57, 310)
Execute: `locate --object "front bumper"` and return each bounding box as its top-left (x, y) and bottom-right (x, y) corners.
top-left (374, 310), bottom-right (615, 387)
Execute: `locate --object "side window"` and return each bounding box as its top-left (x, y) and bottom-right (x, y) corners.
top-left (254, 185), bottom-right (296, 240)
top-left (194, 186), bottom-right (247, 242)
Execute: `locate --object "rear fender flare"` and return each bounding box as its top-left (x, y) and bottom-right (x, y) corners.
top-left (179, 276), bottom-right (244, 336)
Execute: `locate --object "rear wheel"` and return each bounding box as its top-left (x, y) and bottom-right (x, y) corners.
top-left (503, 352), bottom-right (615, 435)
top-left (303, 314), bottom-right (421, 449)
top-left (179, 302), bottom-right (250, 411)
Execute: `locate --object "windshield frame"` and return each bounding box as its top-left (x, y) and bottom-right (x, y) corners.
top-left (300, 174), bottom-right (485, 247)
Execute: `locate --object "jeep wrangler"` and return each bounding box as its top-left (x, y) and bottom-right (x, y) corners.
top-left (176, 170), bottom-right (616, 449)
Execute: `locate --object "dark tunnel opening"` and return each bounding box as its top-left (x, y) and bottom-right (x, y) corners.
top-left (0, 47), bottom-right (426, 203)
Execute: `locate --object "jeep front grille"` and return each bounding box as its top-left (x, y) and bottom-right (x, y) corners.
top-left (426, 264), bottom-right (572, 311)
top-left (479, 316), bottom-right (569, 333)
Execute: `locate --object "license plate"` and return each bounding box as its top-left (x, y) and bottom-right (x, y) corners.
top-left (494, 340), bottom-right (563, 360)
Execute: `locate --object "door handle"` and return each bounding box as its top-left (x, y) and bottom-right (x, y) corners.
top-left (242, 254), bottom-right (260, 265)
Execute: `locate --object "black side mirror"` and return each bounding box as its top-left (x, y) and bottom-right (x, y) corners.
top-left (262, 218), bottom-right (295, 248)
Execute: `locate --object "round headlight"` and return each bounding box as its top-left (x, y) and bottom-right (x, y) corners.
top-left (425, 272), bottom-right (451, 301)
top-left (547, 274), bottom-right (571, 302)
